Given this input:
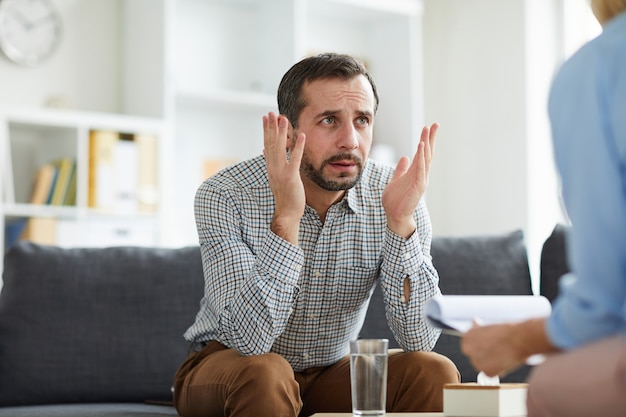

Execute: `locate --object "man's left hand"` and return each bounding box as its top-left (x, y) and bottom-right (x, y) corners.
top-left (382, 123), bottom-right (438, 238)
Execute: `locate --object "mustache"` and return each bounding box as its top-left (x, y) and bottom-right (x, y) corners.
top-left (323, 153), bottom-right (363, 166)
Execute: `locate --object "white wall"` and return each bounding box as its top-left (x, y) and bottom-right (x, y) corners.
top-left (423, 0), bottom-right (528, 237)
top-left (422, 0), bottom-right (570, 287)
top-left (524, 0), bottom-right (568, 289)
top-left (421, 0), bottom-right (601, 287)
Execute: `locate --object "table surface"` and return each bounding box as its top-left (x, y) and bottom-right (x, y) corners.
top-left (310, 412), bottom-right (530, 417)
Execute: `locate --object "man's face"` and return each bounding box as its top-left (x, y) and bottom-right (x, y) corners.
top-left (291, 75), bottom-right (376, 192)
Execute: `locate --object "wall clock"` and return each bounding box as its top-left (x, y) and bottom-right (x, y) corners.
top-left (0, 0), bottom-right (62, 67)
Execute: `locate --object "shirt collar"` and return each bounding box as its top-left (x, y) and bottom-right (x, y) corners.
top-left (344, 159), bottom-right (375, 214)
top-left (345, 188), bottom-right (360, 214)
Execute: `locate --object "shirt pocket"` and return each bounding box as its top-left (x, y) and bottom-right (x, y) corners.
top-left (332, 266), bottom-right (379, 312)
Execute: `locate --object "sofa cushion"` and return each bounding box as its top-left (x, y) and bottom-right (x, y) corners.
top-left (432, 229), bottom-right (532, 296)
top-left (0, 242), bottom-right (204, 407)
top-left (359, 229), bottom-right (533, 382)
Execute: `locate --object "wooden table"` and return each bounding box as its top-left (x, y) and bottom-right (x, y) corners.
top-left (311, 413), bottom-right (444, 416)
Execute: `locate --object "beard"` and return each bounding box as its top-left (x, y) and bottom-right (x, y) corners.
top-left (300, 152), bottom-right (364, 191)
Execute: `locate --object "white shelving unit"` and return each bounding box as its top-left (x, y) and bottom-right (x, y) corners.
top-left (0, 108), bottom-right (166, 273)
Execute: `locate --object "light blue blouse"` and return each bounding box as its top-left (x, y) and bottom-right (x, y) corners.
top-left (547, 11), bottom-right (626, 349)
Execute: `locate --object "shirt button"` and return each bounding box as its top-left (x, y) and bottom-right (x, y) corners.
top-left (295, 265), bottom-right (302, 272)
top-left (313, 271), bottom-right (321, 277)
top-left (303, 353), bottom-right (310, 359)
top-left (307, 314), bottom-right (317, 319)
top-left (404, 253), bottom-right (411, 260)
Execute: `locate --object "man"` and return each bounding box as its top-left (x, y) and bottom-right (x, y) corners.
top-left (174, 53), bottom-right (459, 417)
top-left (461, 1), bottom-right (626, 416)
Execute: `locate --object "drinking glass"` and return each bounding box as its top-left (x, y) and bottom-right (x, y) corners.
top-left (349, 339), bottom-right (388, 416)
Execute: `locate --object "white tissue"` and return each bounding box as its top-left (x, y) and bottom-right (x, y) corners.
top-left (477, 371), bottom-right (500, 386)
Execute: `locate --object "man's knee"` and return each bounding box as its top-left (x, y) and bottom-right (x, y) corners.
top-left (399, 351), bottom-right (461, 383)
top-left (233, 353), bottom-right (302, 415)
top-left (238, 352), bottom-right (295, 384)
top-left (387, 351), bottom-right (459, 412)
top-left (176, 350), bottom-right (302, 417)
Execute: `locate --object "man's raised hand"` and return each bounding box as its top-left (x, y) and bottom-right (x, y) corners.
top-left (263, 112), bottom-right (306, 245)
top-left (382, 123), bottom-right (438, 238)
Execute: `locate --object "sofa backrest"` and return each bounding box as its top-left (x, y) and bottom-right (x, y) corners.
top-left (0, 242), bottom-right (204, 407)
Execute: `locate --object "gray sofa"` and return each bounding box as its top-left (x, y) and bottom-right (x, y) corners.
top-left (0, 226), bottom-right (568, 417)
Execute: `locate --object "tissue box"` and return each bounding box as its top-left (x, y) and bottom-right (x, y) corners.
top-left (443, 383), bottom-right (528, 417)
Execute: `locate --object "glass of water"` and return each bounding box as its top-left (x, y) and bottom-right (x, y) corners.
top-left (350, 339), bottom-right (388, 416)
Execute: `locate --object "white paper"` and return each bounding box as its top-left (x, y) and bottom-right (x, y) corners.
top-left (424, 295), bottom-right (552, 336)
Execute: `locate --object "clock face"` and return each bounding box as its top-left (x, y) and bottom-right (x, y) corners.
top-left (0, 0), bottom-right (62, 67)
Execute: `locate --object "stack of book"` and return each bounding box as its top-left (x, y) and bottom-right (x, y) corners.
top-left (30, 157), bottom-right (77, 206)
top-left (6, 157), bottom-right (77, 249)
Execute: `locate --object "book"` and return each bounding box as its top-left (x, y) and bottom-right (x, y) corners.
top-left (113, 135), bottom-right (138, 214)
top-left (424, 295), bottom-right (552, 335)
top-left (4, 218), bottom-right (28, 249)
top-left (29, 163), bottom-right (56, 205)
top-left (45, 167), bottom-right (59, 204)
top-left (444, 383), bottom-right (528, 417)
top-left (136, 134), bottom-right (158, 213)
top-left (49, 158), bottom-right (75, 206)
top-left (88, 130), bottom-right (118, 211)
top-left (63, 162), bottom-right (77, 206)
top-left (20, 217), bottom-right (56, 245)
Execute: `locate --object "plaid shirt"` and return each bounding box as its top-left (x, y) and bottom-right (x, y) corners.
top-left (184, 155), bottom-right (441, 371)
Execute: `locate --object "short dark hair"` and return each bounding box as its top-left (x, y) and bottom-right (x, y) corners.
top-left (277, 53), bottom-right (380, 129)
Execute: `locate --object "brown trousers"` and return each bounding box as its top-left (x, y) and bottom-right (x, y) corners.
top-left (173, 341), bottom-right (460, 417)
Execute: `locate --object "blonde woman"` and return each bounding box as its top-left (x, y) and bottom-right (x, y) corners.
top-left (462, 1), bottom-right (626, 416)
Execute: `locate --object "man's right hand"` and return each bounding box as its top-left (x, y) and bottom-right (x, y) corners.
top-left (263, 112), bottom-right (306, 245)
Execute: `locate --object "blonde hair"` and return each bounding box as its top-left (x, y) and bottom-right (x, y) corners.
top-left (592, 0), bottom-right (626, 23)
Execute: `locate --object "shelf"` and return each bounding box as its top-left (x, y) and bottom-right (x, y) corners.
top-left (3, 203), bottom-right (159, 220)
top-left (0, 107), bottom-right (165, 134)
top-left (3, 203), bottom-right (81, 219)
